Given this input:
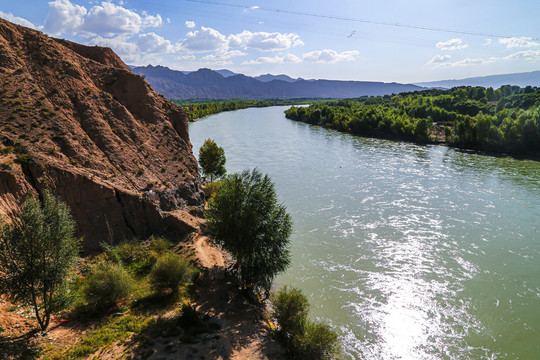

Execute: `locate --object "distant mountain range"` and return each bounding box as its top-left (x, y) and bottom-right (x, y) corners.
top-left (130, 65), bottom-right (424, 99)
top-left (415, 70), bottom-right (540, 89)
top-left (130, 65), bottom-right (540, 100)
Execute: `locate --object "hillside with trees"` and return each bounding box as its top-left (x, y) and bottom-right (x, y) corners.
top-left (285, 85), bottom-right (540, 157)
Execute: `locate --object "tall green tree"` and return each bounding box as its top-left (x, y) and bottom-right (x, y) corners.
top-left (0, 192), bottom-right (80, 331)
top-left (198, 138), bottom-right (226, 182)
top-left (206, 169), bottom-right (292, 293)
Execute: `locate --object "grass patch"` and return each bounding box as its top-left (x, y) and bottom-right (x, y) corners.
top-left (32, 235), bottom-right (199, 359)
top-left (49, 314), bottom-right (150, 359)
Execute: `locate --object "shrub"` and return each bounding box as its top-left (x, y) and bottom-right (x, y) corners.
top-left (103, 237), bottom-right (171, 275)
top-left (149, 253), bottom-right (193, 293)
top-left (0, 146), bottom-right (13, 154)
top-left (271, 286), bottom-right (341, 360)
top-left (83, 262), bottom-right (133, 308)
top-left (292, 320), bottom-right (340, 360)
top-left (271, 286), bottom-right (309, 336)
top-left (203, 180), bottom-right (222, 198)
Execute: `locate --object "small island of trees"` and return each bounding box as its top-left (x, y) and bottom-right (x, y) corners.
top-left (285, 85), bottom-right (540, 157)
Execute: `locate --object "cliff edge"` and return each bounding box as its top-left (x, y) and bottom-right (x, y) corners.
top-left (0, 18), bottom-right (203, 252)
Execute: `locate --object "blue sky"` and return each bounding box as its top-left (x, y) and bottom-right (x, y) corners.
top-left (1, 0), bottom-right (539, 83)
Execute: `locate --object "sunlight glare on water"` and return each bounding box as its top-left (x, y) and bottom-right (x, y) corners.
top-left (189, 106), bottom-right (540, 359)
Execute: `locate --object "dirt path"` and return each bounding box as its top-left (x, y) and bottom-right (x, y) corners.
top-left (195, 236), bottom-right (227, 269)
top-left (183, 235), bottom-right (287, 360)
top-left (124, 234), bottom-right (287, 360)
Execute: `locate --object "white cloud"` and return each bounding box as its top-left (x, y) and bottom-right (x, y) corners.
top-left (231, 30), bottom-right (303, 51)
top-left (242, 54), bottom-right (301, 65)
top-left (138, 32), bottom-right (172, 53)
top-left (503, 50), bottom-right (540, 61)
top-left (201, 49), bottom-right (247, 65)
top-left (436, 38), bottom-right (468, 51)
top-left (141, 13), bottom-right (162, 28)
top-left (179, 26), bottom-right (228, 52)
top-left (251, 6), bottom-right (260, 10)
top-left (185, 20), bottom-right (195, 28)
top-left (82, 2), bottom-right (143, 36)
top-left (0, 11), bottom-right (42, 30)
top-left (176, 54), bottom-right (196, 61)
top-left (432, 57), bottom-right (497, 68)
top-left (427, 54), bottom-right (451, 64)
top-left (166, 18), bottom-right (171, 24)
top-left (302, 49), bottom-right (359, 63)
top-left (43, 0), bottom-right (162, 37)
top-left (88, 34), bottom-right (137, 55)
top-left (498, 36), bottom-right (540, 49)
top-left (483, 38), bottom-right (492, 46)
top-left (44, 0), bottom-right (87, 35)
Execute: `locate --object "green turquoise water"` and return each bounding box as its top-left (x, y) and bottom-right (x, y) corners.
top-left (189, 106), bottom-right (540, 359)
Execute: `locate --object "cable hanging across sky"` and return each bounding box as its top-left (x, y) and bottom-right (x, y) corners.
top-left (186, 0), bottom-right (538, 40)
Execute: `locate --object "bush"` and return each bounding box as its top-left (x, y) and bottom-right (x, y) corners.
top-left (203, 180), bottom-right (222, 198)
top-left (292, 320), bottom-right (340, 360)
top-left (103, 237), bottom-right (170, 275)
top-left (149, 253), bottom-right (194, 293)
top-left (271, 286), bottom-right (341, 360)
top-left (271, 286), bottom-right (309, 336)
top-left (83, 262), bottom-right (133, 308)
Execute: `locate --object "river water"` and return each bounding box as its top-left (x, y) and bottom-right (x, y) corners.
top-left (189, 106), bottom-right (540, 360)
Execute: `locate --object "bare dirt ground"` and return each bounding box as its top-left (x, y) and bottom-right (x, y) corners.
top-left (0, 234), bottom-right (287, 360)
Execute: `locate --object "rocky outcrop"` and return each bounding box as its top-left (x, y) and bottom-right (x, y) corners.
top-left (0, 18), bottom-right (203, 252)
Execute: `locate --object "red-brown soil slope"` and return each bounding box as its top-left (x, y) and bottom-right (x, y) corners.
top-left (0, 18), bottom-right (203, 252)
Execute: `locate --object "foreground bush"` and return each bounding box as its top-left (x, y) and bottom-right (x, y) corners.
top-left (83, 262), bottom-right (133, 308)
top-left (103, 236), bottom-right (171, 275)
top-left (149, 253), bottom-right (194, 293)
top-left (0, 191), bottom-right (80, 331)
top-left (292, 320), bottom-right (340, 360)
top-left (271, 286), bottom-right (340, 360)
top-left (271, 286), bottom-right (309, 336)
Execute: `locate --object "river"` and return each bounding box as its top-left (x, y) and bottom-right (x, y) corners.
top-left (189, 106), bottom-right (540, 360)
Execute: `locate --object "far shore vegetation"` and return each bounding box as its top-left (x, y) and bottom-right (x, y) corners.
top-left (172, 98), bottom-right (315, 120)
top-left (285, 85), bottom-right (540, 158)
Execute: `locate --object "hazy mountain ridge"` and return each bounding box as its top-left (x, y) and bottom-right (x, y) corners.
top-left (131, 65), bottom-right (424, 99)
top-left (416, 70), bottom-right (540, 89)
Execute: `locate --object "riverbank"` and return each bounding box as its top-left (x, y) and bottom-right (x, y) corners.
top-left (173, 99), bottom-right (314, 121)
top-left (286, 111), bottom-right (540, 162)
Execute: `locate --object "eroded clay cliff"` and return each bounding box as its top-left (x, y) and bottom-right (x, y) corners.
top-left (0, 18), bottom-right (203, 252)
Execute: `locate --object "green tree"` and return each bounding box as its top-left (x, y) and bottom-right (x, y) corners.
top-left (0, 192), bottom-right (80, 331)
top-left (198, 138), bottom-right (226, 182)
top-left (206, 169), bottom-right (292, 292)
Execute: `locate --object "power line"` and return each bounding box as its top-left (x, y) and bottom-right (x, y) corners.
top-left (186, 0), bottom-right (535, 40)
